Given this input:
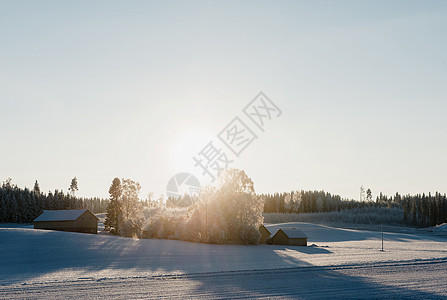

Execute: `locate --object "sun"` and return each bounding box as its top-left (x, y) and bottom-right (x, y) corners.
top-left (170, 129), bottom-right (213, 172)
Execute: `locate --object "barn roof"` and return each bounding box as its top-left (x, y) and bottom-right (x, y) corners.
top-left (261, 225), bottom-right (279, 237)
top-left (278, 228), bottom-right (308, 238)
top-left (34, 209), bottom-right (97, 222)
top-left (260, 224), bottom-right (271, 234)
top-left (268, 228), bottom-right (279, 236)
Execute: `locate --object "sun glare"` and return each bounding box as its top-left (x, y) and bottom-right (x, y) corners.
top-left (170, 129), bottom-right (213, 173)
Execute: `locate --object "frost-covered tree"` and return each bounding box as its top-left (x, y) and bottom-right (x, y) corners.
top-left (284, 193), bottom-right (292, 212)
top-left (189, 169), bottom-right (263, 244)
top-left (118, 178), bottom-right (144, 237)
top-left (284, 191), bottom-right (301, 213)
top-left (120, 179), bottom-right (141, 219)
top-left (360, 185), bottom-right (365, 202)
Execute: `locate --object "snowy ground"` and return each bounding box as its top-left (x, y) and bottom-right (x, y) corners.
top-left (1, 222), bottom-right (446, 299)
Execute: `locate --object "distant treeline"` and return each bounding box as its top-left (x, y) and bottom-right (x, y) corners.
top-left (389, 192), bottom-right (447, 227)
top-left (262, 190), bottom-right (347, 214)
top-left (2, 178), bottom-right (446, 228)
top-left (261, 190), bottom-right (447, 227)
top-left (0, 180), bottom-right (108, 223)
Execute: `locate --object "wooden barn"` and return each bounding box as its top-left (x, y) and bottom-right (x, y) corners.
top-left (272, 228), bottom-right (307, 246)
top-left (34, 209), bottom-right (98, 234)
top-left (259, 224), bottom-right (272, 244)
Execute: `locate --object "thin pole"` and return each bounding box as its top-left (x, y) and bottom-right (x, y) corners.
top-left (381, 225), bottom-right (384, 251)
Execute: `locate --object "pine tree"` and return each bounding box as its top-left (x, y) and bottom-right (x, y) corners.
top-left (366, 189), bottom-right (372, 202)
top-left (0, 188), bottom-right (6, 222)
top-left (69, 177), bottom-right (79, 197)
top-left (104, 178), bottom-right (122, 233)
top-left (33, 180), bottom-right (41, 196)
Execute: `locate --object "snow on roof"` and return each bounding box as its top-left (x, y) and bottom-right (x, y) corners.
top-left (34, 209), bottom-right (94, 222)
top-left (260, 224), bottom-right (271, 233)
top-left (262, 225), bottom-right (280, 237)
top-left (278, 228), bottom-right (308, 239)
top-left (269, 228), bottom-right (279, 236)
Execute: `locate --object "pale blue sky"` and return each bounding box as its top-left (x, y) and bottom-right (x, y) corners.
top-left (1, 0), bottom-right (446, 200)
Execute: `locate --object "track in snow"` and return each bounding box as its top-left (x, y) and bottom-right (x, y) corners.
top-left (2, 260), bottom-right (446, 299)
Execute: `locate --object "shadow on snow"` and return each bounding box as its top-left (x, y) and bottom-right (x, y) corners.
top-left (0, 226), bottom-right (445, 299)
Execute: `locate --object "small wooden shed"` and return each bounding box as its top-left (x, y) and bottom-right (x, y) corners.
top-left (272, 228), bottom-right (307, 246)
top-left (34, 209), bottom-right (98, 234)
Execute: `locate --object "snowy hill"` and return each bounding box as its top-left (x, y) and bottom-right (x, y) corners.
top-left (1, 223), bottom-right (446, 299)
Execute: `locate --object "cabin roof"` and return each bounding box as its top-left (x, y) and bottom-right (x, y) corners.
top-left (260, 224), bottom-right (271, 234)
top-left (261, 225), bottom-right (280, 237)
top-left (34, 209), bottom-right (97, 222)
top-left (277, 228), bottom-right (308, 239)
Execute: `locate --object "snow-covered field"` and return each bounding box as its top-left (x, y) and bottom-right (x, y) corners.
top-left (1, 223), bottom-right (446, 299)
